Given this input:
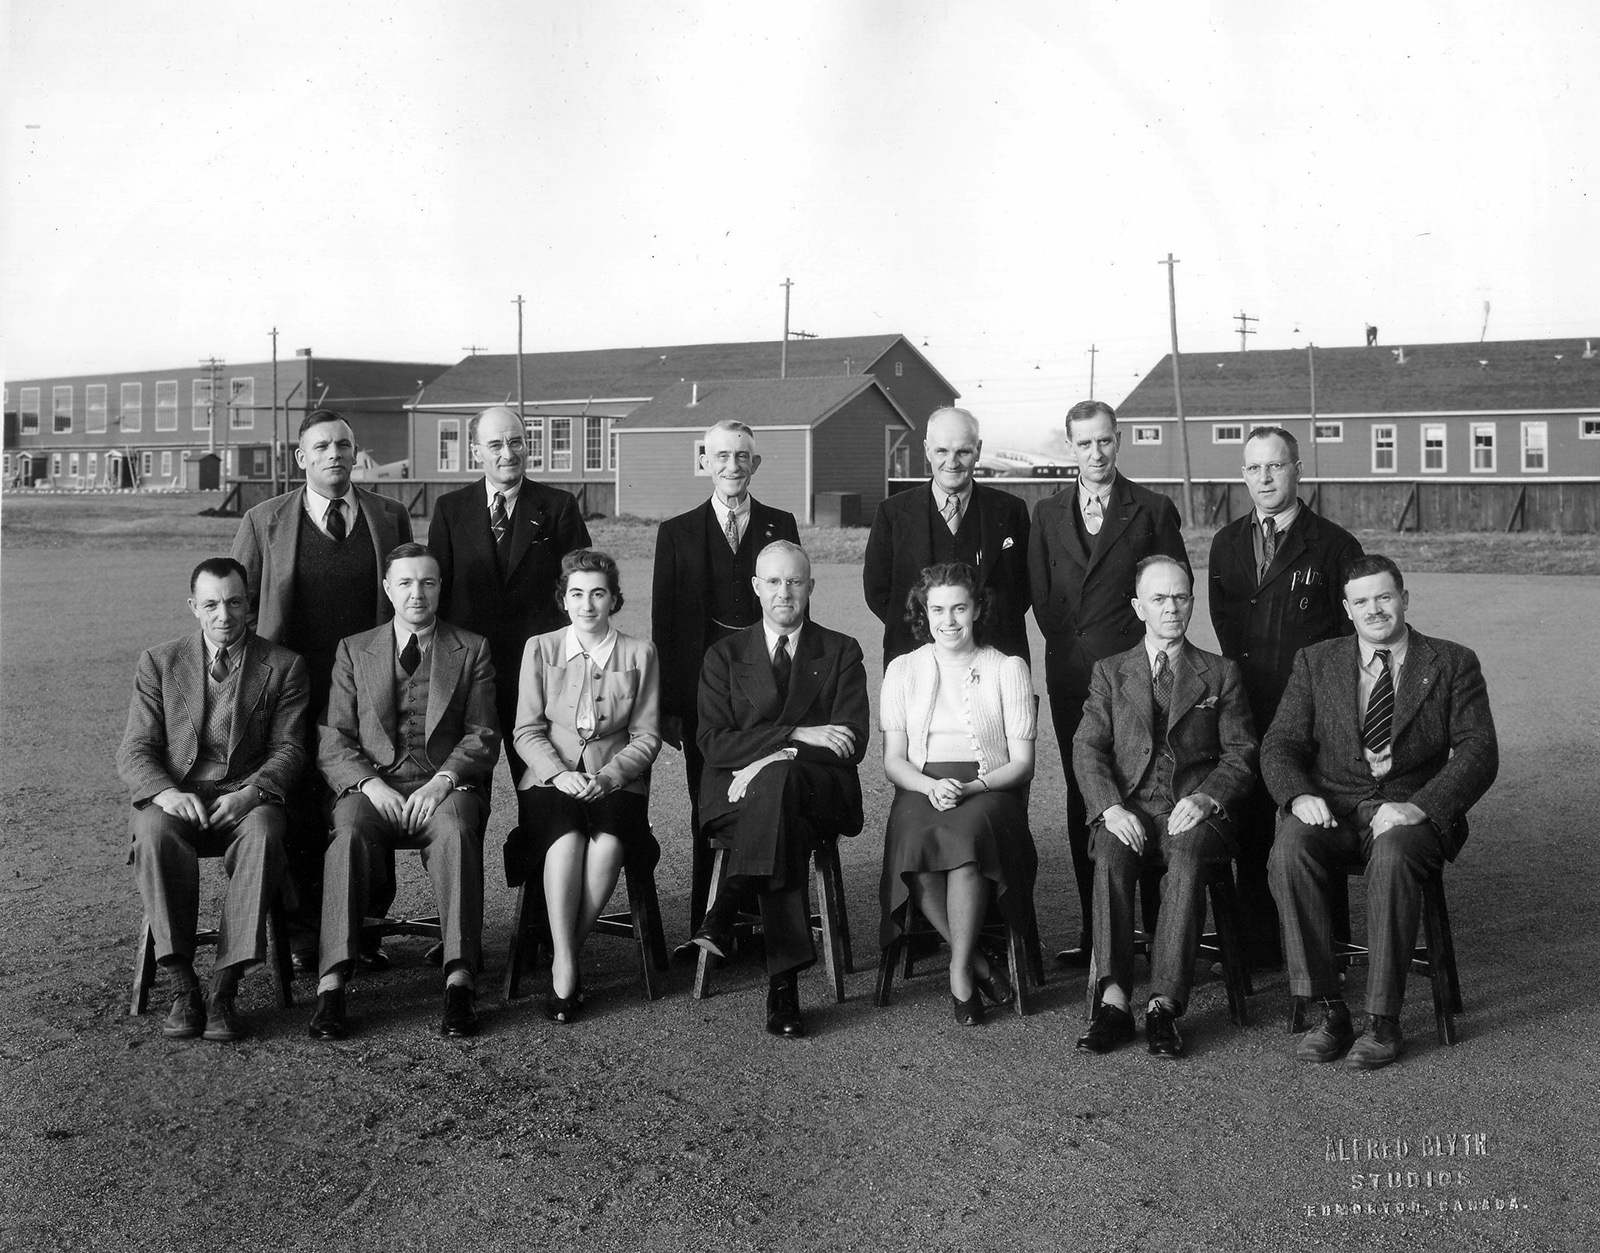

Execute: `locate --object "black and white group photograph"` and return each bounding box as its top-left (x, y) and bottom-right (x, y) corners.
top-left (2, 3), bottom-right (1596, 1250)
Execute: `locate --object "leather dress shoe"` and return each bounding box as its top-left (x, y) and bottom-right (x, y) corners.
top-left (974, 966), bottom-right (1014, 1008)
top-left (1345, 1016), bottom-right (1405, 1071)
top-left (765, 977), bottom-right (805, 1039)
top-left (1295, 1000), bottom-right (1355, 1063)
top-left (1075, 1002), bottom-right (1135, 1053)
top-left (1054, 944), bottom-right (1092, 969)
top-left (357, 941), bottom-right (391, 972)
top-left (951, 991), bottom-right (985, 1026)
top-left (162, 988), bottom-right (205, 1039)
top-left (1144, 1002), bottom-right (1185, 1058)
top-left (691, 915), bottom-right (735, 961)
top-left (440, 984), bottom-right (480, 1038)
top-left (308, 987), bottom-right (348, 1040)
top-left (202, 990), bottom-right (247, 1043)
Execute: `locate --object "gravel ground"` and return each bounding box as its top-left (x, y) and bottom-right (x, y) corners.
top-left (2, 517), bottom-right (1597, 1251)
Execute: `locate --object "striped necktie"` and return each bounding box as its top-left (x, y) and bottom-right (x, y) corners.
top-left (941, 494), bottom-right (961, 534)
top-left (1083, 492), bottom-right (1104, 536)
top-left (1362, 649), bottom-right (1394, 753)
top-left (1259, 516), bottom-right (1277, 583)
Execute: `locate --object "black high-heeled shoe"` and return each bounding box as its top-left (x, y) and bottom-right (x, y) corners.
top-left (543, 988), bottom-right (582, 1024)
top-left (974, 966), bottom-right (1015, 1008)
top-left (951, 991), bottom-right (985, 1026)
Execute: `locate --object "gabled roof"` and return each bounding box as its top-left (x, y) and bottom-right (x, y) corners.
top-left (615, 376), bottom-right (913, 431)
top-left (414, 335), bottom-right (930, 408)
top-left (1117, 337), bottom-right (1600, 418)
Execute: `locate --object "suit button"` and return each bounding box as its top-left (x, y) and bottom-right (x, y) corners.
top-left (1250, 598), bottom-right (1257, 605)
top-left (1242, 652), bottom-right (1250, 659)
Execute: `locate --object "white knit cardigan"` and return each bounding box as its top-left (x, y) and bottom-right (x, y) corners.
top-left (880, 644), bottom-right (1035, 775)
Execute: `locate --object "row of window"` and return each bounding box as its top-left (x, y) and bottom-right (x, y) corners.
top-left (435, 416), bottom-right (618, 475)
top-left (1128, 419), bottom-right (1584, 473)
top-left (9, 380), bottom-right (257, 436)
top-left (4, 449), bottom-right (179, 482)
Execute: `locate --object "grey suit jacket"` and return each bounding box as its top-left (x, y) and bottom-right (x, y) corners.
top-left (317, 620), bottom-right (500, 796)
top-left (117, 632), bottom-right (309, 805)
top-left (1073, 639), bottom-right (1258, 823)
top-left (512, 627), bottom-right (662, 796)
top-left (1260, 629), bottom-right (1498, 859)
top-left (232, 485), bottom-right (413, 643)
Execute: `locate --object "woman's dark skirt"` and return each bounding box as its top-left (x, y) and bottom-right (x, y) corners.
top-left (516, 786), bottom-right (659, 874)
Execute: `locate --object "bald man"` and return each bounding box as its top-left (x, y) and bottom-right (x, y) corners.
top-left (863, 407), bottom-right (1032, 668)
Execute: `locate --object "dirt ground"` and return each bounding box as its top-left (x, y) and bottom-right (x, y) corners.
top-left (2, 502), bottom-right (1598, 1251)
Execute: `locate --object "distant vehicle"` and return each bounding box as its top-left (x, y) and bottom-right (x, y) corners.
top-left (977, 449), bottom-right (1076, 479)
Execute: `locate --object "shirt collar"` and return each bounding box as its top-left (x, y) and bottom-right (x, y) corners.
top-left (932, 481), bottom-right (973, 513)
top-left (1358, 629), bottom-right (1409, 671)
top-left (202, 634), bottom-right (244, 665)
top-left (393, 619), bottom-right (437, 652)
top-left (486, 476), bottom-right (523, 510)
top-left (304, 483), bottom-right (351, 523)
top-left (711, 493), bottom-right (750, 527)
top-left (1078, 478), bottom-right (1112, 508)
top-left (562, 626), bottom-right (618, 669)
top-left (1145, 636), bottom-right (1183, 671)
top-left (763, 620), bottom-right (801, 659)
top-left (1255, 499), bottom-right (1301, 533)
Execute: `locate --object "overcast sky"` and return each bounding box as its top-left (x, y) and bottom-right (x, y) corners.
top-left (4, 1), bottom-right (1594, 450)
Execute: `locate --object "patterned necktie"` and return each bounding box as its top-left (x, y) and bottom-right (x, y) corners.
top-left (326, 500), bottom-right (347, 542)
top-left (1259, 516), bottom-right (1278, 583)
top-left (210, 645), bottom-right (229, 683)
top-left (724, 507), bottom-right (741, 554)
top-left (399, 633), bottom-right (421, 676)
top-left (1152, 649), bottom-right (1172, 712)
top-left (491, 492), bottom-right (510, 553)
top-left (942, 493), bottom-right (961, 534)
top-left (773, 634), bottom-right (792, 701)
top-left (1362, 649), bottom-right (1394, 753)
top-left (1083, 492), bottom-right (1103, 536)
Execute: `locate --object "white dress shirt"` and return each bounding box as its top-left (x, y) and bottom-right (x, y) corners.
top-left (303, 484), bottom-right (355, 538)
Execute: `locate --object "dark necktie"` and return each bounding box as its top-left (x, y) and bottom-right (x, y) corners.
top-left (399, 633), bottom-right (421, 676)
top-left (326, 500), bottom-right (347, 542)
top-left (491, 492), bottom-right (510, 555)
top-left (773, 633), bottom-right (792, 702)
top-left (1152, 649), bottom-right (1172, 713)
top-left (1362, 649), bottom-right (1394, 753)
top-left (1259, 516), bottom-right (1277, 583)
top-left (210, 645), bottom-right (229, 683)
top-left (724, 508), bottom-right (741, 554)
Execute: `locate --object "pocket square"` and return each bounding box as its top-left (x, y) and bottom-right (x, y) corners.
top-left (1001, 536), bottom-right (1015, 550)
top-left (1195, 697), bottom-right (1219, 709)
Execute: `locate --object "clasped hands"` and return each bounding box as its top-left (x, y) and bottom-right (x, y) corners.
top-left (726, 723), bottom-right (856, 803)
top-left (1101, 793), bottom-right (1217, 853)
top-left (153, 785), bottom-right (261, 832)
top-left (1290, 794), bottom-right (1426, 837)
top-left (552, 770), bottom-right (613, 802)
top-left (361, 774), bottom-right (456, 835)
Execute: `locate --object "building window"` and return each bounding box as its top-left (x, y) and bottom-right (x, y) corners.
top-left (694, 439), bottom-right (711, 476)
top-left (87, 385), bottom-right (108, 434)
top-left (69, 453), bottom-right (81, 478)
top-left (155, 380), bottom-right (179, 431)
top-left (87, 452), bottom-right (99, 480)
top-left (252, 448), bottom-right (269, 477)
top-left (21, 387), bottom-right (41, 435)
top-left (1471, 424), bottom-right (1496, 473)
top-left (1313, 421), bottom-right (1343, 443)
top-left (192, 379), bottom-right (212, 430)
top-left (162, 451), bottom-right (174, 479)
top-left (1421, 424), bottom-right (1446, 473)
top-left (53, 386), bottom-right (73, 433)
top-left (550, 418), bottom-right (572, 472)
top-left (121, 383), bottom-right (142, 432)
top-left (52, 454), bottom-right (63, 479)
top-left (894, 361), bottom-right (904, 377)
top-left (140, 452), bottom-right (153, 477)
top-left (1581, 419), bottom-right (1600, 439)
top-left (585, 417), bottom-right (605, 471)
top-left (1522, 421), bottom-right (1548, 473)
top-left (230, 377), bottom-right (255, 429)
top-left (523, 418), bottom-right (545, 471)
top-left (1212, 424), bottom-right (1243, 444)
top-left (1372, 425), bottom-right (1397, 473)
top-left (608, 424), bottom-right (619, 470)
top-left (438, 419), bottom-right (461, 473)
top-left (1132, 425), bottom-right (1162, 445)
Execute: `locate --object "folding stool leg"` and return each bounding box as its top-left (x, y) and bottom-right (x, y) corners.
top-left (1208, 873), bottom-right (1251, 1027)
top-left (1432, 874), bottom-right (1463, 1014)
top-left (813, 850), bottom-right (847, 1004)
top-left (502, 881), bottom-right (532, 1001)
top-left (822, 839), bottom-right (854, 974)
top-left (626, 872), bottom-right (661, 1002)
top-left (874, 928), bottom-right (902, 1007)
top-left (267, 898), bottom-right (295, 1009)
top-left (1006, 920), bottom-right (1029, 1017)
top-left (638, 868), bottom-right (670, 973)
top-left (1421, 875), bottom-right (1458, 1046)
top-left (692, 848), bottom-right (728, 1001)
top-left (130, 922), bottom-right (158, 1016)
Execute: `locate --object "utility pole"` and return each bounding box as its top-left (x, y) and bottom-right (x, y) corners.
top-left (461, 344), bottom-right (488, 356)
top-left (513, 294), bottom-right (526, 419)
top-left (1234, 309), bottom-right (1258, 352)
top-left (780, 277), bottom-right (793, 379)
top-left (1308, 343), bottom-right (1320, 480)
top-left (270, 327), bottom-right (280, 493)
top-left (1086, 343), bottom-right (1098, 399)
top-left (200, 357), bottom-right (225, 460)
top-left (1158, 253), bottom-right (1195, 525)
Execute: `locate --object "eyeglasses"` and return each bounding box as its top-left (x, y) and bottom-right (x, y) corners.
top-left (1242, 461), bottom-right (1295, 478)
top-left (481, 439), bottom-right (526, 454)
top-left (756, 577), bottom-right (809, 592)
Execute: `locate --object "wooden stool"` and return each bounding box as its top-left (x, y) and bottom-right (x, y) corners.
top-left (874, 892), bottom-right (1046, 1017)
top-left (692, 838), bottom-right (853, 1002)
top-left (1287, 863), bottom-right (1461, 1045)
top-left (130, 894), bottom-right (294, 1015)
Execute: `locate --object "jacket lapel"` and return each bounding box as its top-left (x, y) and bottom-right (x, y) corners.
top-left (504, 482), bottom-right (539, 581)
top-left (172, 633), bottom-right (207, 762)
top-left (1168, 642), bottom-right (1208, 726)
top-left (426, 623), bottom-right (465, 741)
top-left (267, 489), bottom-right (303, 587)
top-left (974, 489), bottom-right (1004, 583)
top-left (779, 626), bottom-right (826, 723)
top-left (1230, 513), bottom-right (1258, 586)
top-left (732, 626), bottom-right (782, 721)
top-left (1053, 489), bottom-right (1090, 570)
top-left (359, 630), bottom-right (399, 749)
top-left (1257, 508), bottom-right (1310, 590)
top-left (909, 486), bottom-right (937, 571)
top-left (1116, 648), bottom-right (1156, 737)
top-left (748, 498), bottom-right (786, 553)
top-left (228, 636), bottom-right (271, 761)
top-left (1085, 475), bottom-right (1135, 577)
top-left (1389, 630), bottom-right (1436, 744)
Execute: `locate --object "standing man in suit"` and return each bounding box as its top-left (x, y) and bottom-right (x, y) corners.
top-left (430, 404), bottom-right (591, 792)
top-left (232, 409), bottom-right (413, 969)
top-left (863, 406), bottom-right (1031, 668)
top-left (118, 557), bottom-right (309, 1042)
top-left (1072, 556), bottom-right (1257, 1057)
top-left (652, 420), bottom-right (800, 936)
top-left (690, 541), bottom-right (870, 1038)
top-left (310, 543), bottom-right (500, 1040)
top-left (1209, 426), bottom-right (1363, 969)
top-left (1265, 555), bottom-right (1498, 1069)
top-left (1029, 399), bottom-right (1189, 966)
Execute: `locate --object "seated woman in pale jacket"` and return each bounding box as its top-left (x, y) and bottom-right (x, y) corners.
top-left (513, 549), bottom-right (662, 1023)
top-left (879, 561), bottom-right (1037, 1026)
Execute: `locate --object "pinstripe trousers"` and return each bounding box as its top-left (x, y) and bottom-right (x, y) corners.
top-left (1269, 804), bottom-right (1445, 1017)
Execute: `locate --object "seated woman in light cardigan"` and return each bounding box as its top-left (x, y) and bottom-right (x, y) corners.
top-left (512, 549), bottom-right (662, 1024)
top-left (878, 561), bottom-right (1037, 1026)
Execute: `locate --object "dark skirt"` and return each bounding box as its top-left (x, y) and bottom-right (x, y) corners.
top-left (877, 761), bottom-right (1037, 949)
top-left (515, 786), bottom-right (659, 873)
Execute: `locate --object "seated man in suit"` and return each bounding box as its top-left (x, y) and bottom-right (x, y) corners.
top-left (117, 557), bottom-right (309, 1043)
top-left (1073, 556), bottom-right (1258, 1057)
top-left (691, 541), bottom-right (870, 1038)
top-left (311, 542), bottom-right (500, 1040)
top-left (1265, 554), bottom-right (1498, 1070)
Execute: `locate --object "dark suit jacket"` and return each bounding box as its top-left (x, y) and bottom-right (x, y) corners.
top-left (1260, 630), bottom-right (1498, 859)
top-left (117, 632), bottom-right (309, 805)
top-left (430, 477), bottom-right (591, 681)
top-left (317, 621), bottom-right (500, 796)
top-left (1209, 503), bottom-right (1364, 731)
top-left (862, 481), bottom-right (1032, 666)
top-left (1028, 472), bottom-right (1189, 700)
top-left (695, 622), bottom-right (870, 835)
top-left (1073, 640), bottom-right (1257, 822)
top-left (652, 497), bottom-right (800, 720)
top-left (232, 485), bottom-right (412, 644)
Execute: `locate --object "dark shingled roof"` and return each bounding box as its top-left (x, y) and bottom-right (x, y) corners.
top-left (1118, 338), bottom-right (1600, 418)
top-left (616, 377), bottom-right (912, 430)
top-left (415, 335), bottom-right (942, 408)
